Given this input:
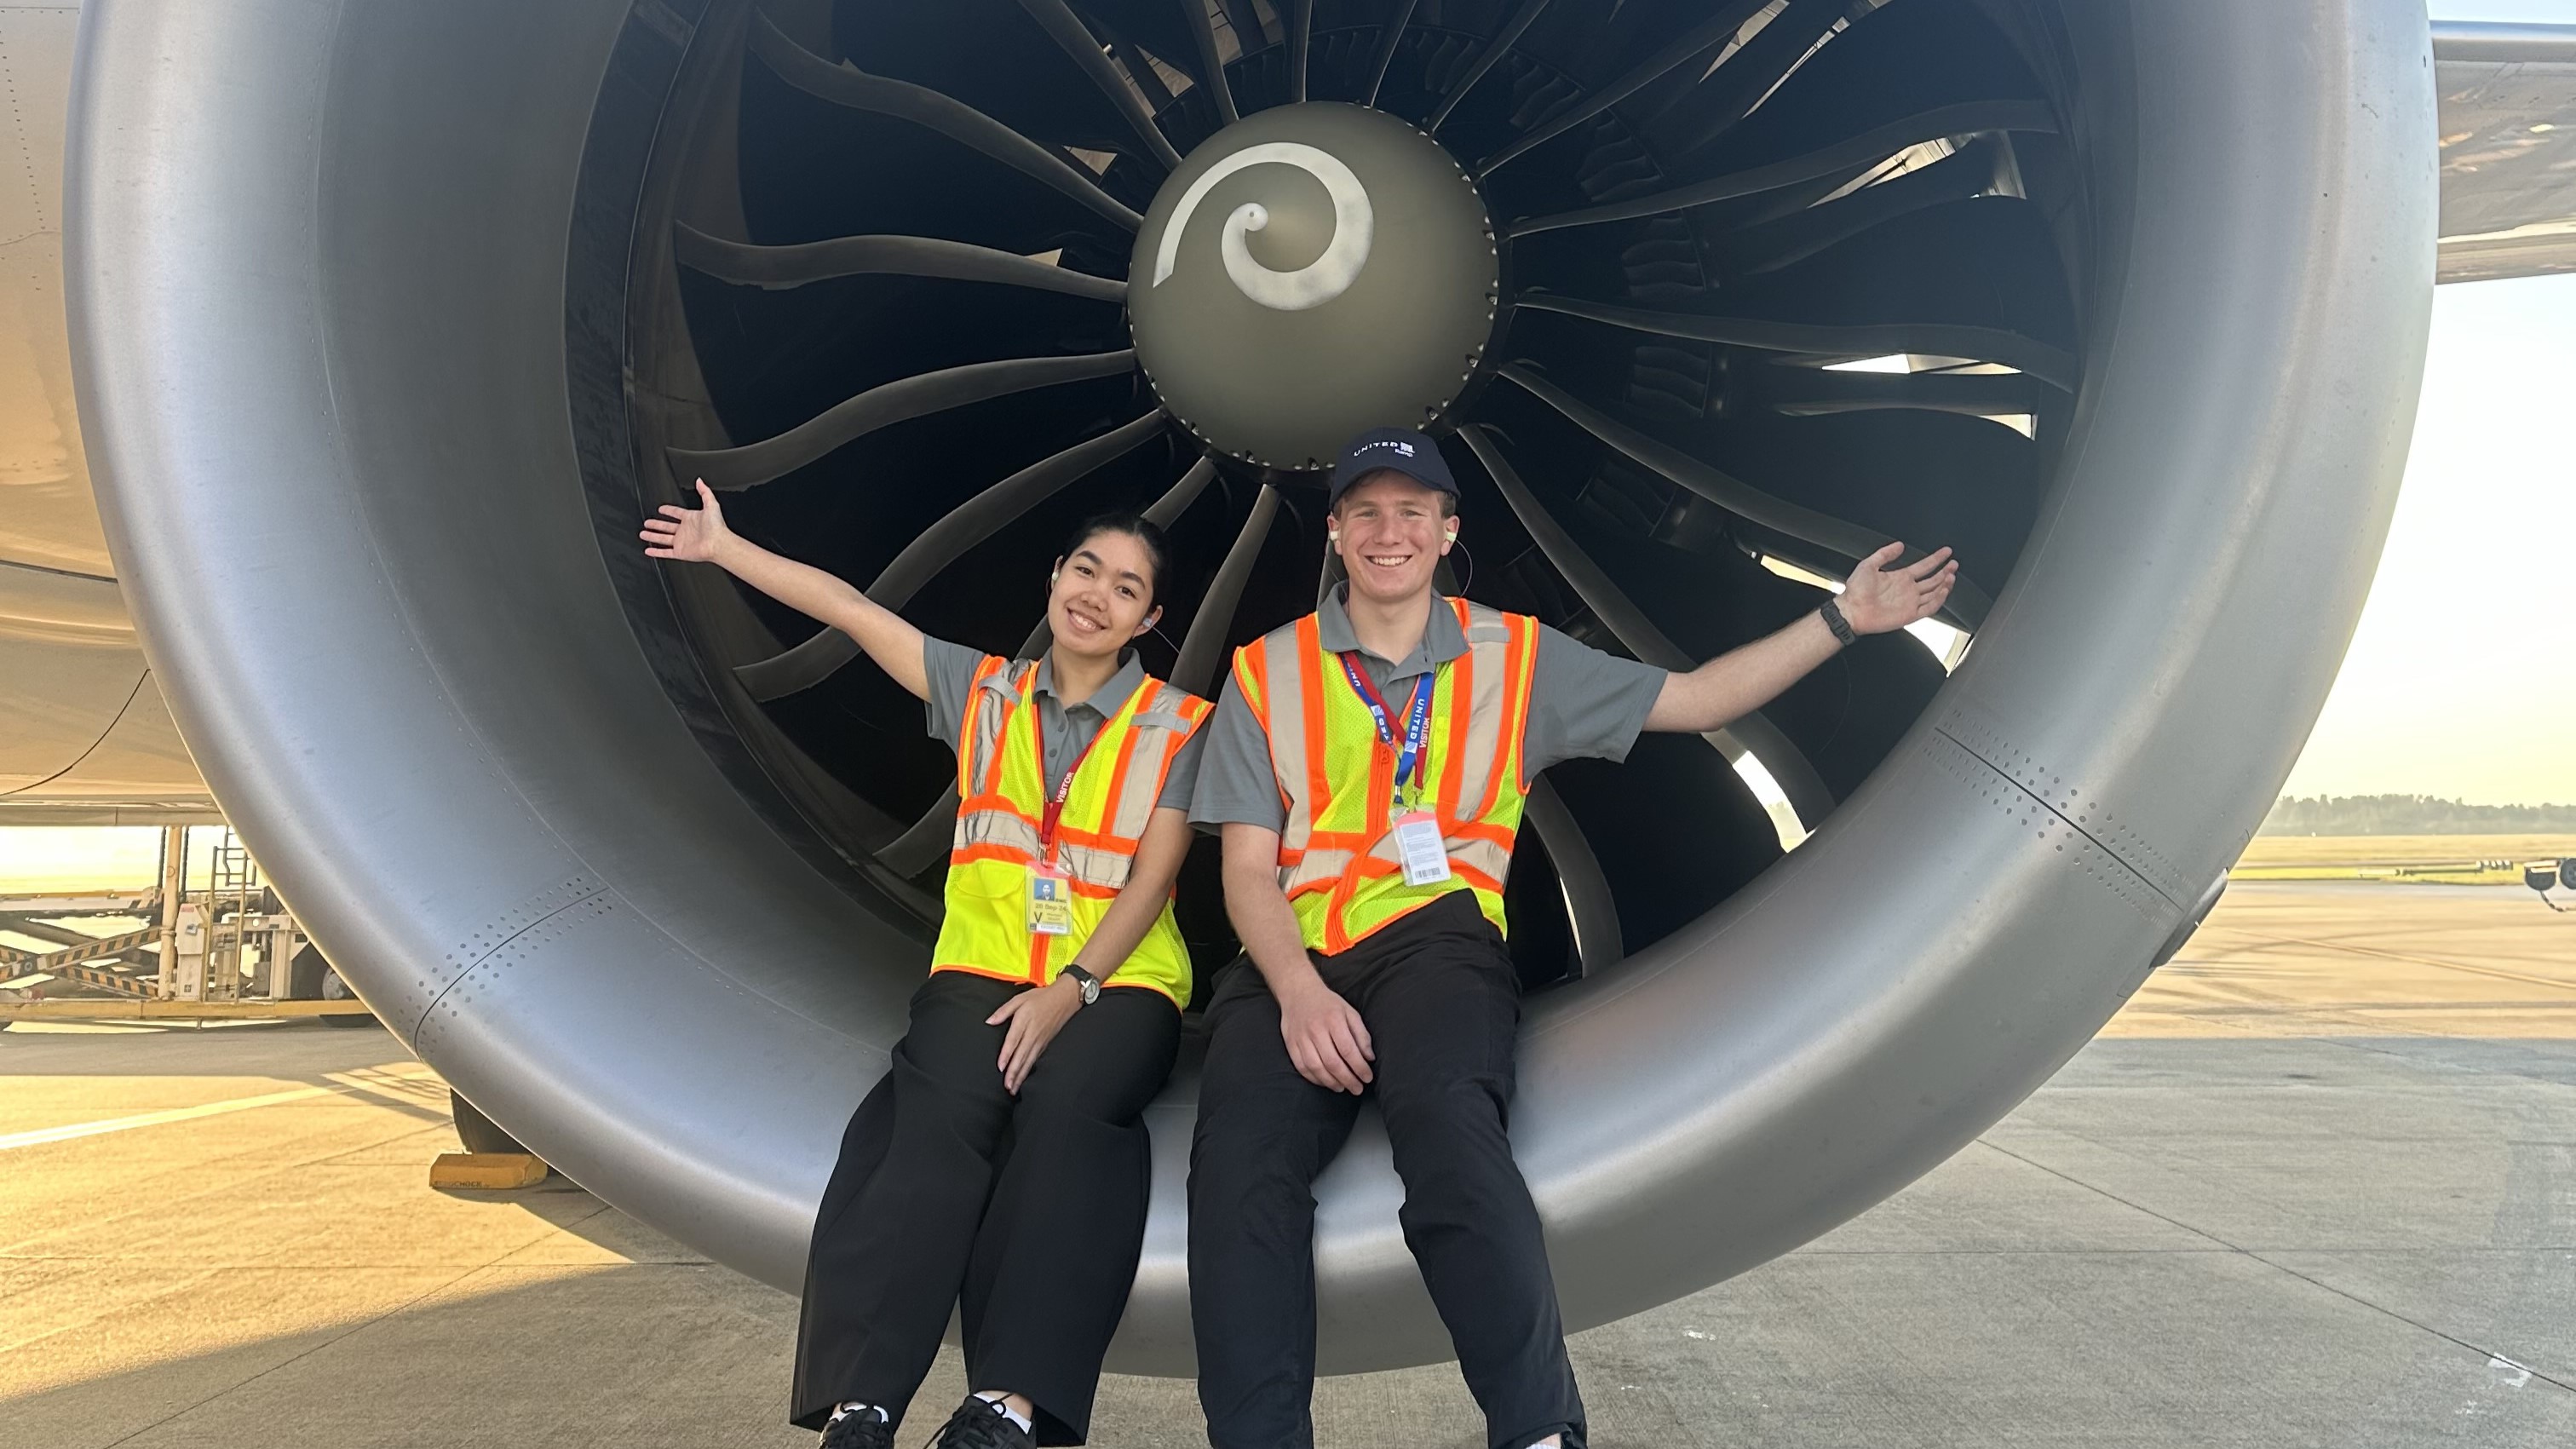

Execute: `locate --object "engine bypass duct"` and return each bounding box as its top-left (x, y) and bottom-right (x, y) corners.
top-left (66, 0), bottom-right (2434, 1374)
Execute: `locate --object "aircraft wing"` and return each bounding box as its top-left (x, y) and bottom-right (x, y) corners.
top-left (0, 6), bottom-right (211, 825)
top-left (2435, 21), bottom-right (2576, 283)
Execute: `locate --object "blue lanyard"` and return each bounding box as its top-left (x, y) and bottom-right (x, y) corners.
top-left (1337, 655), bottom-right (1434, 807)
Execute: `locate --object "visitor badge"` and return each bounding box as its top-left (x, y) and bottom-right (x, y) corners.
top-left (1026, 865), bottom-right (1074, 936)
top-left (1391, 809), bottom-right (1450, 887)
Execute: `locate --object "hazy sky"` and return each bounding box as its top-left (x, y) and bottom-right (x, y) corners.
top-left (2280, 273), bottom-right (2576, 805)
top-left (2435, 1), bottom-right (2574, 20)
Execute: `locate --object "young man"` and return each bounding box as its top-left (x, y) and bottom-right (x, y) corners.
top-left (1184, 426), bottom-right (1958, 1449)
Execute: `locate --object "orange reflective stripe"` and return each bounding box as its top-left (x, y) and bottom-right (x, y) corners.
top-left (1052, 823), bottom-right (1143, 854)
top-left (1096, 700), bottom-right (1149, 839)
top-left (958, 654), bottom-right (1012, 794)
top-left (958, 795), bottom-right (1037, 825)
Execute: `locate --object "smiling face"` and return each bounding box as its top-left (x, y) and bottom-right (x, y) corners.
top-left (1048, 528), bottom-right (1162, 661)
top-left (1330, 471), bottom-right (1455, 606)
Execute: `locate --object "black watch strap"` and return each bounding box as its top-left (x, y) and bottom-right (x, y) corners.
top-left (1818, 598), bottom-right (1860, 647)
top-left (1061, 964), bottom-right (1101, 1004)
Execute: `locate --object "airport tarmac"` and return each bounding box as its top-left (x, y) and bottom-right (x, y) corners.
top-left (4, 881), bottom-right (2572, 1448)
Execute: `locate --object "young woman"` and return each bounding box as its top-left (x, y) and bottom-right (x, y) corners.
top-left (643, 481), bottom-right (1210, 1449)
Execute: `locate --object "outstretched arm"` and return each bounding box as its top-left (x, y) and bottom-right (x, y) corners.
top-left (1221, 821), bottom-right (1374, 1095)
top-left (640, 479), bottom-right (929, 699)
top-left (1644, 542), bottom-right (1957, 734)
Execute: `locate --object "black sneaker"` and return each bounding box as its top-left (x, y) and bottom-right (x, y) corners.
top-left (930, 1395), bottom-right (1033, 1449)
top-left (821, 1406), bottom-right (894, 1449)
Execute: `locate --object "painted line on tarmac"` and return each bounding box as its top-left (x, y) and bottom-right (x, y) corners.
top-left (0, 1084), bottom-right (348, 1152)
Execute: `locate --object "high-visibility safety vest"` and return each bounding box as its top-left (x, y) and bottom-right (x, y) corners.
top-left (930, 656), bottom-right (1210, 1004)
top-left (1231, 598), bottom-right (1539, 953)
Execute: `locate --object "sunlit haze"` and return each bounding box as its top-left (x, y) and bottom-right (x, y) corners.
top-left (2280, 273), bottom-right (2576, 806)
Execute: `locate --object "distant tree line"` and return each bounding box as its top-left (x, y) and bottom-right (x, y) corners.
top-left (2259, 794), bottom-right (2576, 835)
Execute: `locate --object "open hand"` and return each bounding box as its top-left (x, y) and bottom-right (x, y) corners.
top-left (1839, 542), bottom-right (1957, 634)
top-left (1278, 976), bottom-right (1373, 1094)
top-left (639, 479), bottom-right (733, 563)
top-left (988, 975), bottom-right (1085, 1094)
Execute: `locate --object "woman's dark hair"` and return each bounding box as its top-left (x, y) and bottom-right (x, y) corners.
top-left (1060, 511), bottom-right (1179, 606)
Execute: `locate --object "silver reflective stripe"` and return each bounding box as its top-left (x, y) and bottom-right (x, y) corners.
top-left (961, 659), bottom-right (1030, 796)
top-left (1449, 604), bottom-right (1514, 819)
top-left (1283, 846), bottom-right (1355, 895)
top-left (952, 811), bottom-right (1130, 888)
top-left (954, 807), bottom-right (1042, 857)
top-left (1254, 627), bottom-right (1314, 858)
top-left (1452, 837), bottom-right (1512, 884)
top-left (1061, 839), bottom-right (1132, 890)
top-left (1102, 683), bottom-right (1181, 843)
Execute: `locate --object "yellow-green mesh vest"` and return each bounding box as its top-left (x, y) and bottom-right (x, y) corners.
top-left (1229, 600), bottom-right (1538, 953)
top-left (930, 656), bottom-right (1209, 1003)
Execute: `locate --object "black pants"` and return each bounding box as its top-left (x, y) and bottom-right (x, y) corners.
top-left (793, 971), bottom-right (1181, 1444)
top-left (1187, 893), bottom-right (1585, 1449)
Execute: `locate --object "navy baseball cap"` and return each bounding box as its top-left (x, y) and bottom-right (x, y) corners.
top-left (1327, 427), bottom-right (1458, 508)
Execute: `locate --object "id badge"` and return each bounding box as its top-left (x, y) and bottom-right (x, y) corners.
top-left (1390, 810), bottom-right (1451, 887)
top-left (1026, 865), bottom-right (1074, 936)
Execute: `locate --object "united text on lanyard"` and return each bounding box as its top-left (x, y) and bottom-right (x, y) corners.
top-left (1337, 654), bottom-right (1435, 814)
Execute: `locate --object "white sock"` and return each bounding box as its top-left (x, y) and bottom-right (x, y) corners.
top-left (974, 1392), bottom-right (1034, 1435)
top-left (827, 1403), bottom-right (885, 1426)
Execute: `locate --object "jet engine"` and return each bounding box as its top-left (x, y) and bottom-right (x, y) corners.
top-left (66, 0), bottom-right (2435, 1371)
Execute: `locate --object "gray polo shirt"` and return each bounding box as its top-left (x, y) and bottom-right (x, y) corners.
top-left (1187, 587), bottom-right (1668, 833)
top-left (922, 639), bottom-right (1204, 810)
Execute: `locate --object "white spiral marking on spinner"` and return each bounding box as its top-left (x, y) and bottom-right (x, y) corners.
top-left (1151, 142), bottom-right (1374, 313)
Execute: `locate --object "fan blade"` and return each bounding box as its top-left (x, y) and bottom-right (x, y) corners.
top-left (1458, 424), bottom-right (1835, 826)
top-left (1512, 292), bottom-right (2075, 392)
top-left (751, 13), bottom-right (1142, 232)
top-left (1716, 140), bottom-right (1998, 278)
top-left (1762, 369), bottom-right (2045, 420)
top-left (877, 787), bottom-right (962, 876)
top-left (1097, 20), bottom-right (1179, 114)
top-left (733, 411), bottom-right (1169, 700)
top-left (1508, 98), bottom-right (2056, 238)
top-left (673, 223), bottom-right (1126, 300)
top-left (1144, 455), bottom-right (1220, 526)
top-left (1014, 0), bottom-right (1184, 169)
top-left (1475, 0), bottom-right (1770, 177)
top-left (1491, 367), bottom-right (1993, 625)
top-left (1425, 0), bottom-right (1554, 132)
top-left (1286, 0), bottom-right (1313, 102)
top-left (1524, 775), bottom-right (1622, 977)
top-left (1172, 483), bottom-right (1279, 698)
top-left (1647, 0), bottom-right (1844, 158)
top-left (675, 351), bottom-right (1138, 492)
top-left (1360, 0), bottom-right (1418, 107)
top-left (1179, 0), bottom-right (1240, 124)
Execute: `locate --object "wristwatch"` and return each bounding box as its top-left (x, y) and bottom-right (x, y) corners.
top-left (1060, 963), bottom-right (1101, 1006)
top-left (1818, 597), bottom-right (1860, 647)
